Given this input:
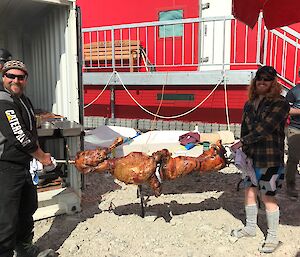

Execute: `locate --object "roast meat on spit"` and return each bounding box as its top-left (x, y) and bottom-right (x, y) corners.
top-left (74, 137), bottom-right (227, 196)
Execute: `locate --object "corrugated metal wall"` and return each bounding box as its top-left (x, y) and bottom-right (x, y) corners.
top-left (24, 3), bottom-right (80, 122)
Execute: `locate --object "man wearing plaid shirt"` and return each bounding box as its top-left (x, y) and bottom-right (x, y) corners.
top-left (230, 66), bottom-right (290, 254)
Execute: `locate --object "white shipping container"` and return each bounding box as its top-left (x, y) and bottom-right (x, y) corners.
top-left (0, 0), bottom-right (83, 219)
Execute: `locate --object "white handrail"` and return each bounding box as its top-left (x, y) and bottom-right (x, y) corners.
top-left (263, 26), bottom-right (300, 87)
top-left (82, 16), bottom-right (234, 32)
top-left (82, 15), bottom-right (300, 88)
top-left (270, 29), bottom-right (300, 49)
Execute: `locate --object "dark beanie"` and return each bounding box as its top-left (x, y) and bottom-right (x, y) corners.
top-left (2, 60), bottom-right (28, 75)
top-left (0, 49), bottom-right (12, 64)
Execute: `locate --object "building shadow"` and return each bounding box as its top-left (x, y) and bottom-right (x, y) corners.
top-left (111, 166), bottom-right (300, 229)
top-left (34, 172), bottom-right (121, 252)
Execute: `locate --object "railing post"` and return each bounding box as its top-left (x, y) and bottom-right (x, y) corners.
top-left (111, 28), bottom-right (115, 71)
top-left (111, 29), bottom-right (116, 119)
top-left (263, 28), bottom-right (268, 66)
top-left (110, 83), bottom-right (115, 119)
top-left (197, 2), bottom-right (202, 70)
top-left (256, 12), bottom-right (263, 65)
top-left (222, 17), bottom-right (226, 72)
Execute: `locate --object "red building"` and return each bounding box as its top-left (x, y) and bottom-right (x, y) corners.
top-left (77, 0), bottom-right (300, 125)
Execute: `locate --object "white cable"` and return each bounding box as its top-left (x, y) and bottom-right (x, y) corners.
top-left (83, 70), bottom-right (226, 120)
top-left (83, 72), bottom-right (116, 109)
top-left (115, 71), bottom-right (224, 119)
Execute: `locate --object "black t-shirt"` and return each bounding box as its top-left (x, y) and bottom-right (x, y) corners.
top-left (286, 84), bottom-right (300, 129)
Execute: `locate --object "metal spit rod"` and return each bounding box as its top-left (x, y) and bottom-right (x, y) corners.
top-left (55, 160), bottom-right (75, 164)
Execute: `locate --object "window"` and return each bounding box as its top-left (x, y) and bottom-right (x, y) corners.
top-left (159, 10), bottom-right (183, 38)
top-left (157, 94), bottom-right (194, 101)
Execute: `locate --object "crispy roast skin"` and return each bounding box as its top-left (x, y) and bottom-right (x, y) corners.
top-left (74, 137), bottom-right (123, 173)
top-left (74, 138), bottom-right (227, 196)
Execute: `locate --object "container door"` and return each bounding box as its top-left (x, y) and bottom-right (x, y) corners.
top-left (76, 6), bottom-right (84, 129)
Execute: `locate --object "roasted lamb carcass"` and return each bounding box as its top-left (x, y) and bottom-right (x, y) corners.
top-left (159, 141), bottom-right (227, 180)
top-left (74, 137), bottom-right (124, 172)
top-left (74, 138), bottom-right (227, 196)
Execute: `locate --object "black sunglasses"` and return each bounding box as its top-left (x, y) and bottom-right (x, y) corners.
top-left (255, 75), bottom-right (274, 82)
top-left (4, 73), bottom-right (27, 81)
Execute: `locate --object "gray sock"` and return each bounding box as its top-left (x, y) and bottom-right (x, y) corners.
top-left (265, 208), bottom-right (279, 244)
top-left (231, 204), bottom-right (257, 238)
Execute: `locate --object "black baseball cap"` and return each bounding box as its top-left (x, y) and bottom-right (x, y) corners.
top-left (255, 66), bottom-right (277, 80)
top-left (0, 49), bottom-right (12, 65)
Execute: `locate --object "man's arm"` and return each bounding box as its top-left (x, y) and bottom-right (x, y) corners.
top-left (0, 99), bottom-right (39, 151)
top-left (0, 98), bottom-right (52, 166)
top-left (286, 86), bottom-right (300, 116)
top-left (289, 107), bottom-right (300, 116)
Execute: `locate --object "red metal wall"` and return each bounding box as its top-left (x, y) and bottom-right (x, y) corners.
top-left (83, 85), bottom-right (248, 124)
top-left (77, 0), bottom-right (200, 27)
top-left (79, 0), bottom-right (201, 72)
top-left (78, 0), bottom-right (248, 124)
top-left (230, 21), bottom-right (261, 70)
top-left (78, 1), bottom-right (300, 124)
top-left (77, 0), bottom-right (280, 123)
top-left (230, 20), bottom-right (300, 85)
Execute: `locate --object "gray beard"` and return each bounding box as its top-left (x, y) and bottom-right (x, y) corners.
top-left (5, 83), bottom-right (23, 97)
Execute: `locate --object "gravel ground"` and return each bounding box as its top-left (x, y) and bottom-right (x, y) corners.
top-left (33, 165), bottom-right (300, 257)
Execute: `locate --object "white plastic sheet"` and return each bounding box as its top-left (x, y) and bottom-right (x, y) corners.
top-left (84, 126), bottom-right (204, 157)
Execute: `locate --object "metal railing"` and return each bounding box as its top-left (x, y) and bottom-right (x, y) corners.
top-left (262, 26), bottom-right (300, 88)
top-left (82, 15), bottom-right (300, 87)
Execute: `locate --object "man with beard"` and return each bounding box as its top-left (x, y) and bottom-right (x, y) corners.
top-left (230, 66), bottom-right (290, 253)
top-left (0, 60), bottom-right (56, 257)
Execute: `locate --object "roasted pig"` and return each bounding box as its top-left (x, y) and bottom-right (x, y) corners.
top-left (75, 137), bottom-right (227, 196)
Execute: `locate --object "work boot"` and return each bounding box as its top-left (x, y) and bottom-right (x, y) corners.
top-left (37, 249), bottom-right (57, 257)
top-left (15, 245), bottom-right (57, 257)
top-left (15, 241), bottom-right (39, 257)
top-left (286, 184), bottom-right (298, 199)
top-left (15, 238), bottom-right (57, 257)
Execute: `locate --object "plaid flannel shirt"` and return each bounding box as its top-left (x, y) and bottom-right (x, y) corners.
top-left (241, 96), bottom-right (290, 168)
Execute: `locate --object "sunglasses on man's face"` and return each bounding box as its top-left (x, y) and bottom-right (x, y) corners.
top-left (4, 73), bottom-right (26, 81)
top-left (255, 76), bottom-right (274, 82)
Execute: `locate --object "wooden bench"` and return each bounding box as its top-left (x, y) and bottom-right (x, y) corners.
top-left (83, 40), bottom-right (140, 72)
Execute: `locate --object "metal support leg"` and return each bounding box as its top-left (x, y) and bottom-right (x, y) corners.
top-left (137, 185), bottom-right (145, 218)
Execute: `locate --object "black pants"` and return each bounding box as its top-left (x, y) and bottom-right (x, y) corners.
top-left (286, 127), bottom-right (300, 186)
top-left (0, 162), bottom-right (38, 257)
